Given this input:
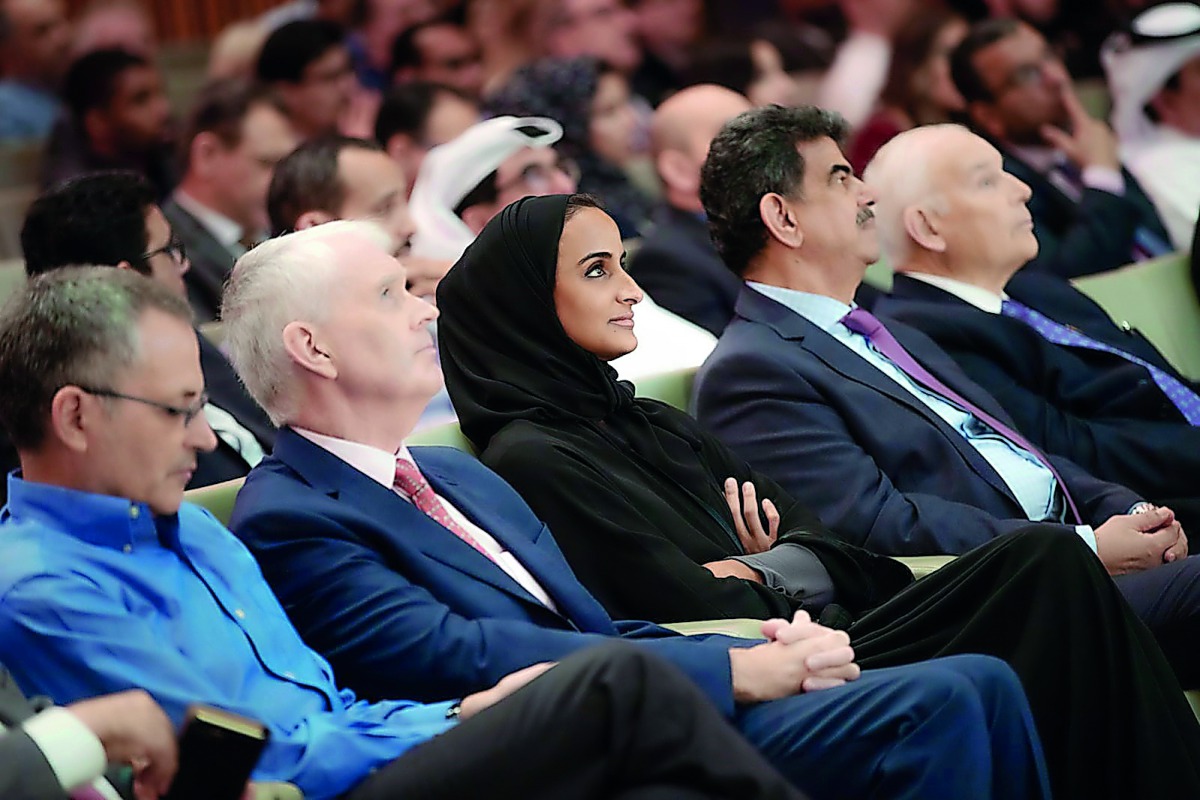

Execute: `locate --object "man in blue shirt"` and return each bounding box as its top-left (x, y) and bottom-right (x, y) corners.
top-left (0, 0), bottom-right (70, 141)
top-left (0, 266), bottom-right (816, 800)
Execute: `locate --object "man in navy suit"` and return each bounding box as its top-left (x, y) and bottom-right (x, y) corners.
top-left (221, 218), bottom-right (1050, 800)
top-left (949, 18), bottom-right (1172, 279)
top-left (866, 124), bottom-right (1200, 529)
top-left (691, 104), bottom-right (1200, 686)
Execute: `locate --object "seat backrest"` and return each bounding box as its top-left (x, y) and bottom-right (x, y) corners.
top-left (183, 477), bottom-right (245, 526)
top-left (0, 258), bottom-right (26, 305)
top-left (1072, 251), bottom-right (1200, 380)
top-left (407, 421), bottom-right (475, 452)
top-left (634, 367), bottom-right (696, 411)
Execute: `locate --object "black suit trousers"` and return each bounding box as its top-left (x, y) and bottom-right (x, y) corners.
top-left (344, 644), bottom-right (805, 800)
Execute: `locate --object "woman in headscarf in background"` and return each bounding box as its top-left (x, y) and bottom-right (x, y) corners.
top-left (485, 57), bottom-right (653, 238)
top-left (437, 191), bottom-right (1200, 800)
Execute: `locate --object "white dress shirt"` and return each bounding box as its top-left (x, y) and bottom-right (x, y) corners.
top-left (747, 282), bottom-right (1097, 551)
top-left (294, 427), bottom-right (558, 610)
top-left (2, 708), bottom-right (117, 798)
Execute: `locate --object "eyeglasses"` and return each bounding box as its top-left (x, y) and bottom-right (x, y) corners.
top-left (77, 386), bottom-right (209, 427)
top-left (494, 156), bottom-right (581, 195)
top-left (142, 235), bottom-right (187, 265)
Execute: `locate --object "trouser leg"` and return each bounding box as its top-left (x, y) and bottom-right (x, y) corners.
top-left (345, 642), bottom-right (807, 800)
top-left (1113, 553), bottom-right (1200, 688)
top-left (735, 654), bottom-right (1049, 800)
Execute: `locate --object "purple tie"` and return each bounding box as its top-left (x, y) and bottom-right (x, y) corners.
top-left (841, 307), bottom-right (1082, 524)
top-left (1001, 298), bottom-right (1200, 425)
top-left (71, 785), bottom-right (108, 800)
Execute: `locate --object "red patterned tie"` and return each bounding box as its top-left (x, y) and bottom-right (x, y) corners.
top-left (71, 784), bottom-right (108, 800)
top-left (394, 458), bottom-right (495, 561)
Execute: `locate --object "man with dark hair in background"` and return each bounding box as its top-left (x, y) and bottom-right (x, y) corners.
top-left (166, 78), bottom-right (298, 322)
top-left (0, 0), bottom-right (72, 140)
top-left (390, 14), bottom-right (483, 97)
top-left (256, 19), bottom-right (357, 140)
top-left (374, 81), bottom-right (479, 199)
top-left (18, 172), bottom-right (275, 492)
top-left (41, 48), bottom-right (175, 198)
top-left (950, 17), bottom-right (1171, 278)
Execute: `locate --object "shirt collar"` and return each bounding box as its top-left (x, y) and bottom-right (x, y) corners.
top-left (172, 190), bottom-right (246, 252)
top-left (291, 426), bottom-right (408, 488)
top-left (4, 474), bottom-right (176, 552)
top-left (901, 272), bottom-right (1007, 314)
top-left (746, 281), bottom-right (853, 333)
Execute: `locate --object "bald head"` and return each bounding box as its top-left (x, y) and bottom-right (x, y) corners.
top-left (865, 123), bottom-right (1035, 289)
top-left (652, 84), bottom-right (751, 211)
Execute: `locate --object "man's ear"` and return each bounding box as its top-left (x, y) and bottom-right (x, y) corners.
top-left (459, 203), bottom-right (493, 235)
top-left (189, 131), bottom-right (223, 179)
top-left (904, 204), bottom-right (946, 253)
top-left (294, 209), bottom-right (336, 231)
top-left (281, 319), bottom-right (337, 380)
top-left (758, 192), bottom-right (804, 249)
top-left (48, 386), bottom-right (93, 454)
top-left (655, 149), bottom-right (699, 195)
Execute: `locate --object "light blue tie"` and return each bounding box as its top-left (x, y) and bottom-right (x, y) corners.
top-left (1000, 299), bottom-right (1200, 425)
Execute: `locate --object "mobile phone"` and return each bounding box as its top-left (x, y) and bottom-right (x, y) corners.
top-left (161, 704), bottom-right (270, 800)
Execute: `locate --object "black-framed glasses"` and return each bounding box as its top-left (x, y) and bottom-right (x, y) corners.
top-left (143, 235), bottom-right (187, 265)
top-left (77, 386), bottom-right (209, 426)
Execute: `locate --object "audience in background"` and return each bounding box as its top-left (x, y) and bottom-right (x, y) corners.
top-left (21, 172), bottom-right (276, 488)
top-left (847, 6), bottom-right (967, 174)
top-left (1104, 1), bottom-right (1200, 252)
top-left (71, 0), bottom-right (155, 59)
top-left (0, 0), bottom-right (71, 140)
top-left (167, 78), bottom-right (298, 322)
top-left (628, 0), bottom-right (704, 105)
top-left (630, 84), bottom-right (750, 335)
top-left (951, 17), bottom-right (1172, 278)
top-left (256, 20), bottom-right (355, 140)
top-left (390, 13), bottom-right (483, 97)
top-left (346, 0), bottom-right (439, 92)
top-left (207, 20), bottom-right (270, 81)
top-left (682, 36), bottom-right (813, 109)
top-left (374, 81), bottom-right (480, 198)
top-left (870, 124), bottom-right (1200, 531)
top-left (41, 48), bottom-right (176, 198)
top-left (488, 57), bottom-right (650, 238)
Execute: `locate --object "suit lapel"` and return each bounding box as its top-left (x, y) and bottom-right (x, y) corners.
top-left (739, 289), bottom-right (1023, 507)
top-left (274, 431), bottom-right (572, 618)
top-left (417, 453), bottom-right (602, 629)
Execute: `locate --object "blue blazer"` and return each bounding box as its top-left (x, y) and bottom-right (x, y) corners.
top-left (228, 429), bottom-right (746, 712)
top-left (875, 273), bottom-right (1200, 505)
top-left (693, 287), bottom-right (1140, 556)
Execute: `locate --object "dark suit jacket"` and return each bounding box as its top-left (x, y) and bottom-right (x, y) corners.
top-left (628, 205), bottom-right (743, 336)
top-left (1003, 153), bottom-right (1171, 279)
top-left (693, 286), bottom-right (1140, 556)
top-left (191, 333), bottom-right (276, 490)
top-left (0, 668), bottom-right (62, 800)
top-left (228, 429), bottom-right (749, 712)
top-left (874, 272), bottom-right (1200, 507)
top-left (164, 198), bottom-right (238, 324)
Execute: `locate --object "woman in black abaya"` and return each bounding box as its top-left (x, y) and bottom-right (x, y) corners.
top-left (438, 193), bottom-right (1200, 800)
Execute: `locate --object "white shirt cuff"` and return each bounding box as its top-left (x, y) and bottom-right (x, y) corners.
top-left (1081, 166), bottom-right (1125, 196)
top-left (21, 707), bottom-right (108, 792)
top-left (1074, 525), bottom-right (1098, 553)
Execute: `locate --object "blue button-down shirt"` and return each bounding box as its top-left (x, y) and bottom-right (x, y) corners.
top-left (746, 283), bottom-right (1097, 547)
top-left (0, 476), bottom-right (456, 800)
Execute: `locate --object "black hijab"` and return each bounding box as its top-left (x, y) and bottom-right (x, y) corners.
top-left (438, 193), bottom-right (712, 492)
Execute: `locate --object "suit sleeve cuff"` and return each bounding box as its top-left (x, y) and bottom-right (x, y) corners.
top-left (730, 544), bottom-right (836, 607)
top-left (22, 707), bottom-right (108, 792)
top-left (1074, 525), bottom-right (1098, 554)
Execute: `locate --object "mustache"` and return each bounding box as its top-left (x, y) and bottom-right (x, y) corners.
top-left (856, 206), bottom-right (875, 226)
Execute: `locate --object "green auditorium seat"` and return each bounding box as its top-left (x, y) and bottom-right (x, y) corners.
top-left (1073, 251), bottom-right (1200, 380)
top-left (184, 477), bottom-right (244, 527)
top-left (407, 420), bottom-right (475, 451)
top-left (634, 367), bottom-right (696, 409)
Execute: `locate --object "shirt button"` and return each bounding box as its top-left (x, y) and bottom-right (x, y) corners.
top-left (122, 544), bottom-right (132, 554)
top-left (1120, 321), bottom-right (1133, 332)
top-left (283, 671), bottom-right (296, 680)
top-left (234, 609), bottom-right (246, 619)
top-left (129, 506), bottom-right (140, 519)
